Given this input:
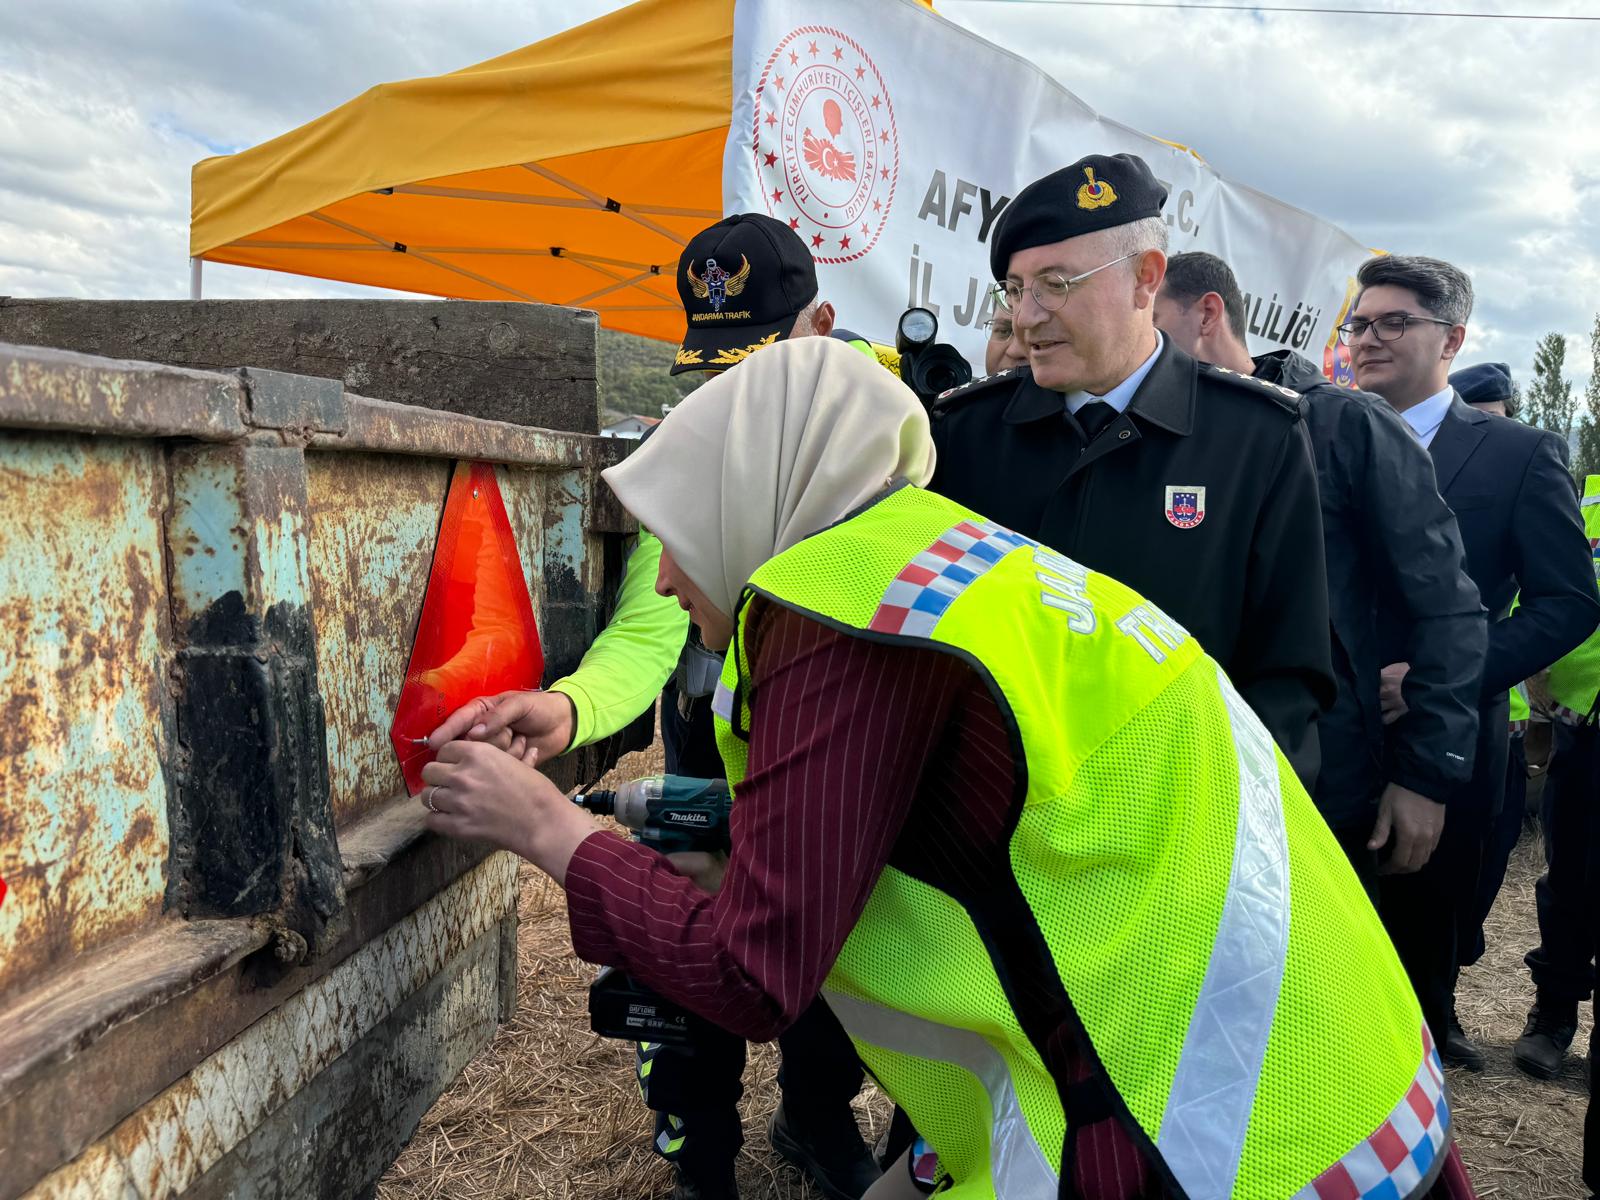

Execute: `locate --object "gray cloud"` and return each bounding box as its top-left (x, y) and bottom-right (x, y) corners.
top-left (2, 0), bottom-right (1595, 394)
top-left (939, 0), bottom-right (1600, 388)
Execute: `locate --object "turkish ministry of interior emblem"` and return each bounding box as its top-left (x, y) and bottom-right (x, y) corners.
top-left (752, 27), bottom-right (899, 264)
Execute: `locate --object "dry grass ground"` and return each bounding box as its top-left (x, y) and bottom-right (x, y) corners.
top-left (379, 743), bottom-right (1591, 1199)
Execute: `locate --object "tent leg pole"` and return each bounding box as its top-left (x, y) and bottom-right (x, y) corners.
top-left (189, 257), bottom-right (202, 300)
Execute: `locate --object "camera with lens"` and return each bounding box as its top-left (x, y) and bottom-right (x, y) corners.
top-left (896, 307), bottom-right (973, 409)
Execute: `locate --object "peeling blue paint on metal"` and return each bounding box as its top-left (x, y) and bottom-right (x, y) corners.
top-left (498, 465), bottom-right (549, 604)
top-left (255, 507), bottom-right (310, 612)
top-left (168, 455), bottom-right (246, 620)
top-left (0, 434), bottom-right (171, 1000)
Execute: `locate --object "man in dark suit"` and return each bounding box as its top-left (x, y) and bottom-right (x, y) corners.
top-left (1346, 254), bottom-right (1600, 1069)
top-left (1153, 251), bottom-right (1485, 893)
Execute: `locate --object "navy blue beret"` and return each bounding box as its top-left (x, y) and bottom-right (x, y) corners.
top-left (1450, 362), bottom-right (1513, 406)
top-left (990, 153), bottom-right (1169, 279)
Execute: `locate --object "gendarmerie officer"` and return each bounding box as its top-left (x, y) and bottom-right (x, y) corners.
top-left (931, 153), bottom-right (1334, 787)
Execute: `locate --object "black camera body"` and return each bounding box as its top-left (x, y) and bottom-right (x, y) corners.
top-left (897, 307), bottom-right (972, 408)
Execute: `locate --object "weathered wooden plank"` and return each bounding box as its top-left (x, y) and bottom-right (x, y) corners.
top-left (0, 298), bottom-right (600, 434)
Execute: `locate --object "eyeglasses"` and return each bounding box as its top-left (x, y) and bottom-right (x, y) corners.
top-left (983, 317), bottom-right (1015, 341)
top-left (997, 252), bottom-right (1140, 313)
top-left (1336, 314), bottom-right (1455, 346)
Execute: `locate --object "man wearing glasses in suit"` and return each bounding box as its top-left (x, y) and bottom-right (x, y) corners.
top-left (1345, 253), bottom-right (1600, 1070)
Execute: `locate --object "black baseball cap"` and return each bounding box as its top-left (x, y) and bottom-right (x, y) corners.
top-left (672, 214), bottom-right (819, 375)
top-left (990, 153), bottom-right (1169, 280)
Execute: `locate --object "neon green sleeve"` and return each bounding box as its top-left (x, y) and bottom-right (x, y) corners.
top-left (547, 531), bottom-right (689, 750)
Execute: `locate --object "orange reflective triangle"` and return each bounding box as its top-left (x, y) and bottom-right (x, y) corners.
top-left (391, 461), bottom-right (543, 794)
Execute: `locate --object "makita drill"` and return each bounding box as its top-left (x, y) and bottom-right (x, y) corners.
top-left (573, 775), bottom-right (734, 1044)
top-left (572, 773), bottom-right (734, 855)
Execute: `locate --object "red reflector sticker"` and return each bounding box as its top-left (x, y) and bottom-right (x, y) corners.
top-left (390, 461), bottom-right (543, 794)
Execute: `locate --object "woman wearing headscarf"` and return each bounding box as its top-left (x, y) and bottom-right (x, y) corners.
top-left (419, 337), bottom-right (1474, 1200)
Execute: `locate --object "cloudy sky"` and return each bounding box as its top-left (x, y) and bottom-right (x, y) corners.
top-left (3, 0), bottom-right (1596, 397)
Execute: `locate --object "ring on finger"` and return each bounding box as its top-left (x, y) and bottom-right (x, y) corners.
top-left (424, 785), bottom-right (439, 813)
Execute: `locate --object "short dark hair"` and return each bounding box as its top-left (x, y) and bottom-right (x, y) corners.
top-left (1162, 251), bottom-right (1248, 342)
top-left (1355, 254), bottom-right (1473, 326)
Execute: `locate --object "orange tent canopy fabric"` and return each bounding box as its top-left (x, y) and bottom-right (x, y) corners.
top-left (190, 0), bottom-right (737, 342)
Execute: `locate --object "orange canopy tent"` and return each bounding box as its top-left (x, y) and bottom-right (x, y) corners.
top-left (190, 0), bottom-right (929, 342)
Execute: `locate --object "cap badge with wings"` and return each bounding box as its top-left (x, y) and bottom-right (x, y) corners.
top-left (687, 254), bottom-right (752, 312)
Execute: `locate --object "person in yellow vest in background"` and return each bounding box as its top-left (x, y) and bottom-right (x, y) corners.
top-left (417, 337), bottom-right (1477, 1200)
top-left (1514, 474), bottom-right (1600, 1087)
top-left (448, 214), bottom-right (890, 1200)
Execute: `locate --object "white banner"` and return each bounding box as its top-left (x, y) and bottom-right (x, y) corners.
top-left (723, 0), bottom-right (1368, 385)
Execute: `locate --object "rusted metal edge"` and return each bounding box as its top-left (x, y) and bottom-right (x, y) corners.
top-left (0, 834), bottom-right (498, 1197)
top-left (0, 343), bottom-right (248, 441)
top-left (0, 917), bottom-right (270, 1095)
top-left (310, 392), bottom-right (590, 467)
top-left (337, 793), bottom-right (430, 891)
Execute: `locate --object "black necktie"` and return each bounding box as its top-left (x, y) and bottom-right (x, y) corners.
top-left (1076, 400), bottom-right (1118, 442)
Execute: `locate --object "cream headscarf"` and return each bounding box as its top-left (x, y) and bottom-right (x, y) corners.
top-left (602, 336), bottom-right (937, 618)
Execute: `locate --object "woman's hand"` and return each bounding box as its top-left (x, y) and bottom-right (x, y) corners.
top-left (425, 689), bottom-right (576, 763)
top-left (419, 741), bottom-right (595, 884)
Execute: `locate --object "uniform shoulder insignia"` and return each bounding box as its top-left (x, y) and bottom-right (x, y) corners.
top-left (1197, 361), bottom-right (1305, 417)
top-left (931, 368), bottom-right (1020, 413)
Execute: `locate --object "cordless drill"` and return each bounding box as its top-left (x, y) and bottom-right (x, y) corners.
top-left (573, 775), bottom-right (734, 1044)
top-left (572, 774), bottom-right (734, 855)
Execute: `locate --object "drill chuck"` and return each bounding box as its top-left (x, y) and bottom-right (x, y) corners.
top-left (572, 789), bottom-right (618, 817)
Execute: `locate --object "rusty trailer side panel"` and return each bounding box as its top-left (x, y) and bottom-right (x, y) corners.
top-left (0, 316), bottom-right (642, 1200)
top-left (305, 451), bottom-right (453, 830)
top-left (0, 433), bottom-right (174, 1008)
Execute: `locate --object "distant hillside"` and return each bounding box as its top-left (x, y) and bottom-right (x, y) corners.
top-left (597, 328), bottom-right (703, 418)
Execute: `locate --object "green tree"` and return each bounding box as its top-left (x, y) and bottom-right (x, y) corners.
top-left (1525, 331), bottom-right (1576, 440)
top-left (596, 328), bottom-right (703, 418)
top-left (1572, 313), bottom-right (1600, 483)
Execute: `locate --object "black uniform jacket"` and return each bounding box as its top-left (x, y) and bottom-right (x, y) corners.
top-left (1255, 351), bottom-right (1485, 824)
top-left (1419, 396), bottom-right (1599, 698)
top-left (930, 339), bottom-right (1335, 788)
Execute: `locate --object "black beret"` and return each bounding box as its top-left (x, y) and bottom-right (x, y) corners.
top-left (1449, 362), bottom-right (1513, 407)
top-left (990, 153), bottom-right (1169, 279)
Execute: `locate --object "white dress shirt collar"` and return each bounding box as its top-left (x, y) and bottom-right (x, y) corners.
top-left (1066, 332), bottom-right (1165, 416)
top-left (1398, 385), bottom-right (1455, 448)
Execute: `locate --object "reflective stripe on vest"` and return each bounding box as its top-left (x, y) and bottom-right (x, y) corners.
top-left (1293, 1026), bottom-right (1448, 1200)
top-left (822, 988), bottom-right (1059, 1198)
top-left (1551, 703), bottom-right (1595, 727)
top-left (711, 676), bottom-right (736, 723)
top-left (868, 518), bottom-right (1037, 638)
top-left (1157, 668), bottom-right (1291, 1200)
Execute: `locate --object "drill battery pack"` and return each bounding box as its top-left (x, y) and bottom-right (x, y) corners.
top-left (588, 966), bottom-right (699, 1046)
